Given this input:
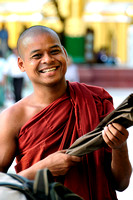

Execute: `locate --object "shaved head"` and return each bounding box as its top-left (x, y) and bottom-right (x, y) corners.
top-left (17, 25), bottom-right (61, 58)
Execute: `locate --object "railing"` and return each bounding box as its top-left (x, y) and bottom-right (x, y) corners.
top-left (78, 65), bottom-right (133, 88)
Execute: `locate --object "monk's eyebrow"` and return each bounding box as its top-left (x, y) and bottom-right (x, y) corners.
top-left (30, 49), bottom-right (41, 56)
top-left (49, 45), bottom-right (60, 49)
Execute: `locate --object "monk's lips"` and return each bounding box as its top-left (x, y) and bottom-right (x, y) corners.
top-left (39, 66), bottom-right (59, 73)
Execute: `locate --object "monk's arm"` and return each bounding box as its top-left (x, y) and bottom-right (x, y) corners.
top-left (18, 150), bottom-right (81, 180)
top-left (102, 123), bottom-right (132, 191)
top-left (0, 110), bottom-right (18, 172)
top-left (111, 142), bottom-right (132, 191)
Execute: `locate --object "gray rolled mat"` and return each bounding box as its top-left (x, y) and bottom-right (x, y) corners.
top-left (66, 93), bottom-right (133, 156)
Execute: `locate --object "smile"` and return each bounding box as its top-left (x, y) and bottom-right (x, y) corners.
top-left (39, 67), bottom-right (58, 73)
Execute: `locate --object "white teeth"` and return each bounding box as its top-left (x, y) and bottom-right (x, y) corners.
top-left (42, 67), bottom-right (56, 73)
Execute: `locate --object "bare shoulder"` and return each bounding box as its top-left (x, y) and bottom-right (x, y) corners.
top-left (0, 96), bottom-right (33, 138)
top-left (0, 94), bottom-right (46, 138)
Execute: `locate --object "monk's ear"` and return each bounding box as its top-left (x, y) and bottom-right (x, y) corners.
top-left (62, 46), bottom-right (68, 60)
top-left (18, 56), bottom-right (25, 72)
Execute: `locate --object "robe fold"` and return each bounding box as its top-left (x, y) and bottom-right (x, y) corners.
top-left (15, 81), bottom-right (117, 200)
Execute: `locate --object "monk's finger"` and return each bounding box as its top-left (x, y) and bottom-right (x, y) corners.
top-left (58, 149), bottom-right (67, 153)
top-left (103, 125), bottom-right (119, 143)
top-left (111, 123), bottom-right (129, 138)
top-left (102, 127), bottom-right (114, 148)
top-left (105, 123), bottom-right (128, 145)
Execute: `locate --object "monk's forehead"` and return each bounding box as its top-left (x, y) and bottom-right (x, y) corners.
top-left (22, 29), bottom-right (60, 46)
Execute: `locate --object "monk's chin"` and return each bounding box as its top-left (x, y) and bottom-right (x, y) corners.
top-left (43, 78), bottom-right (66, 88)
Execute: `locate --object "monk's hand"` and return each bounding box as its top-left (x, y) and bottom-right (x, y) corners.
top-left (44, 150), bottom-right (82, 176)
top-left (102, 123), bottom-right (129, 149)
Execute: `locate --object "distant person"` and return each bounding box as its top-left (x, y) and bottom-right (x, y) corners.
top-left (96, 47), bottom-right (108, 64)
top-left (4, 48), bottom-right (25, 102)
top-left (0, 23), bottom-right (8, 58)
top-left (0, 51), bottom-right (6, 106)
top-left (96, 47), bottom-right (118, 66)
top-left (65, 56), bottom-right (80, 82)
top-left (106, 53), bottom-right (120, 66)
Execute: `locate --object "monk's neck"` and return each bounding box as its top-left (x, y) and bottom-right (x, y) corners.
top-left (32, 81), bottom-right (67, 106)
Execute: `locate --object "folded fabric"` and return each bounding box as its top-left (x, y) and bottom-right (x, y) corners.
top-left (66, 93), bottom-right (133, 156)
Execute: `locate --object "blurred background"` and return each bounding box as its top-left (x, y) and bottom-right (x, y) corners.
top-left (0, 0), bottom-right (133, 199)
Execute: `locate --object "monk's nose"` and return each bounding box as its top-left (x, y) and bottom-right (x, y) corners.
top-left (41, 53), bottom-right (54, 64)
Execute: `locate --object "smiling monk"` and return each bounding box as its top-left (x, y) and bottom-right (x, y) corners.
top-left (0, 25), bottom-right (132, 200)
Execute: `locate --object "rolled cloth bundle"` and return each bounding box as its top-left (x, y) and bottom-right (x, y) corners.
top-left (66, 93), bottom-right (133, 156)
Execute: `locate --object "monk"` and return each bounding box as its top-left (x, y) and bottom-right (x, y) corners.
top-left (0, 25), bottom-right (132, 200)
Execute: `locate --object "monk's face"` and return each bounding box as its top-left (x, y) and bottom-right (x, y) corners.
top-left (18, 31), bottom-right (68, 87)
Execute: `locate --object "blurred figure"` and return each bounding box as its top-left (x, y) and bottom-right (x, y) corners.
top-left (96, 47), bottom-right (117, 66)
top-left (96, 47), bottom-right (108, 64)
top-left (0, 23), bottom-right (8, 58)
top-left (106, 53), bottom-right (120, 66)
top-left (4, 48), bottom-right (25, 102)
top-left (65, 56), bottom-right (80, 82)
top-left (0, 50), bottom-right (7, 106)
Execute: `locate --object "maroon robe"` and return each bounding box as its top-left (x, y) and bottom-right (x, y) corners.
top-left (15, 81), bottom-right (117, 200)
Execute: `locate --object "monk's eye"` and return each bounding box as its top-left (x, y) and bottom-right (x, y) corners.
top-left (50, 49), bottom-right (60, 55)
top-left (32, 53), bottom-right (42, 59)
